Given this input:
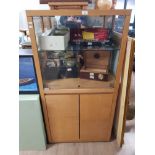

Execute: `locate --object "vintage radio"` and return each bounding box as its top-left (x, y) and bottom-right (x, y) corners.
top-left (79, 50), bottom-right (111, 81)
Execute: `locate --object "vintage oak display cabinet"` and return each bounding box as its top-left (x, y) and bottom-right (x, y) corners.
top-left (26, 9), bottom-right (131, 143)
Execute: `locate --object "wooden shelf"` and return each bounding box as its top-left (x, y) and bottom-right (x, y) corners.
top-left (44, 75), bottom-right (115, 94)
top-left (48, 2), bottom-right (88, 10)
top-left (26, 9), bottom-right (132, 17)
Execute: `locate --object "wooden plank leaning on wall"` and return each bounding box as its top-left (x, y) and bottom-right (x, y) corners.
top-left (114, 37), bottom-right (135, 147)
top-left (107, 14), bottom-right (131, 140)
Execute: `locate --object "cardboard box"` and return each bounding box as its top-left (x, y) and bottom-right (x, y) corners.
top-left (38, 29), bottom-right (70, 51)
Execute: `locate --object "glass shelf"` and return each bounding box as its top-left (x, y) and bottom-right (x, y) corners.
top-left (67, 42), bottom-right (120, 51)
top-left (38, 42), bottom-right (120, 52)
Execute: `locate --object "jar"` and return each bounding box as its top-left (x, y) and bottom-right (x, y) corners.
top-left (97, 0), bottom-right (112, 10)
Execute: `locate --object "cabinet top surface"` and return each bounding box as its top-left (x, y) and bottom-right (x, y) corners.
top-left (26, 9), bottom-right (132, 17)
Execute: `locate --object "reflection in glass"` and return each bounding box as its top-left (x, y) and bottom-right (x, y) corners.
top-left (32, 15), bottom-right (124, 90)
top-left (113, 15), bottom-right (125, 33)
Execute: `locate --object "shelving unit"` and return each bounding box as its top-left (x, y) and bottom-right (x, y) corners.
top-left (26, 9), bottom-right (131, 143)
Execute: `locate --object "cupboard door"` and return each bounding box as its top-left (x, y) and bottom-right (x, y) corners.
top-left (45, 95), bottom-right (79, 142)
top-left (80, 94), bottom-right (113, 141)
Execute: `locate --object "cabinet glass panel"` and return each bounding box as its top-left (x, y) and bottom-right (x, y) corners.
top-left (33, 15), bottom-right (124, 90)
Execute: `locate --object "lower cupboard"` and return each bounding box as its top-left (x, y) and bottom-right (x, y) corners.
top-left (45, 93), bottom-right (113, 142)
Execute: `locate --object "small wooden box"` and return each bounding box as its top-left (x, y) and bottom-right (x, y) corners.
top-left (80, 51), bottom-right (111, 81)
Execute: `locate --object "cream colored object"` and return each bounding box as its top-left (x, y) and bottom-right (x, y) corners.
top-left (97, 0), bottom-right (112, 10)
top-left (38, 29), bottom-right (70, 51)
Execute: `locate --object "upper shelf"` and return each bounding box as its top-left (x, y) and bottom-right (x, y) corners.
top-left (26, 9), bottom-right (132, 17)
top-left (38, 42), bottom-right (120, 52)
top-left (67, 42), bottom-right (120, 51)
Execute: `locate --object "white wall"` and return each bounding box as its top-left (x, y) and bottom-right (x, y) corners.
top-left (19, 0), bottom-right (49, 30)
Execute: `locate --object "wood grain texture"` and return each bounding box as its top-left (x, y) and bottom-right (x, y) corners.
top-left (122, 39), bottom-right (135, 139)
top-left (115, 38), bottom-right (135, 146)
top-left (40, 16), bottom-right (44, 32)
top-left (27, 17), bottom-right (52, 142)
top-left (40, 0), bottom-right (86, 4)
top-left (45, 77), bottom-right (115, 91)
top-left (44, 88), bottom-right (114, 95)
top-left (48, 2), bottom-right (88, 6)
top-left (48, 2), bottom-right (88, 10)
top-left (20, 80), bottom-right (135, 154)
top-left (107, 14), bottom-right (131, 145)
top-left (80, 68), bottom-right (108, 74)
top-left (84, 51), bottom-right (111, 69)
top-left (45, 95), bottom-right (79, 142)
top-left (26, 9), bottom-right (132, 17)
top-left (80, 94), bottom-right (113, 141)
top-left (27, 10), bottom-right (131, 144)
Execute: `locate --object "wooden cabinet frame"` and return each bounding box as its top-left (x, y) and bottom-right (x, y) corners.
top-left (26, 9), bottom-right (131, 143)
